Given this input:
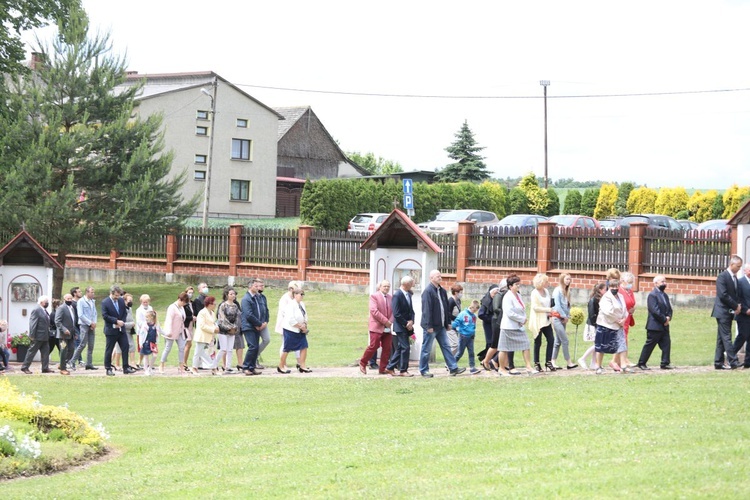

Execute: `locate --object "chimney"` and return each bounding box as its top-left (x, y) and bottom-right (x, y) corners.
top-left (30, 52), bottom-right (43, 70)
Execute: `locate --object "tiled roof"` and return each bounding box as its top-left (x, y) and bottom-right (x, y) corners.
top-left (273, 106), bottom-right (311, 140)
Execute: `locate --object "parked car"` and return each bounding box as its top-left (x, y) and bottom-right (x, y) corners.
top-left (417, 209), bottom-right (499, 234)
top-left (696, 219), bottom-right (730, 232)
top-left (347, 213), bottom-right (389, 233)
top-left (619, 214), bottom-right (683, 231)
top-left (549, 214), bottom-right (601, 229)
top-left (600, 217), bottom-right (624, 229)
top-left (678, 219), bottom-right (698, 230)
top-left (493, 214), bottom-right (549, 228)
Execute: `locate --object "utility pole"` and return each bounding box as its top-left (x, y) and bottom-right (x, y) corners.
top-left (201, 76), bottom-right (218, 228)
top-left (540, 80), bottom-right (550, 189)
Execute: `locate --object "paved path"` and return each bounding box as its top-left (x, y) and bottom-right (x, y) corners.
top-left (1, 360), bottom-right (725, 378)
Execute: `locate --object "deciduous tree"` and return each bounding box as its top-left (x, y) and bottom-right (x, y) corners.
top-left (594, 183), bottom-right (618, 219)
top-left (518, 172), bottom-right (548, 215)
top-left (655, 187), bottom-right (689, 217)
top-left (626, 187), bottom-right (657, 214)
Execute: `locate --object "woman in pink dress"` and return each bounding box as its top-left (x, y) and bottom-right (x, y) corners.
top-left (619, 271), bottom-right (637, 368)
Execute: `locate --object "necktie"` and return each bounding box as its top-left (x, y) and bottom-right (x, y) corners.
top-left (732, 273), bottom-right (738, 293)
top-left (299, 304), bottom-right (306, 316)
top-left (383, 294), bottom-right (390, 317)
top-left (114, 300), bottom-right (119, 314)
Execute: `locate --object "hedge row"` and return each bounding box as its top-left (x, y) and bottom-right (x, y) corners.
top-left (300, 179), bottom-right (509, 230)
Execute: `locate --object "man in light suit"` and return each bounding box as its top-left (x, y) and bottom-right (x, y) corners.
top-left (359, 280), bottom-right (393, 375)
top-left (21, 295), bottom-right (52, 374)
top-left (386, 276), bottom-right (416, 377)
top-left (102, 285), bottom-right (135, 376)
top-left (71, 286), bottom-right (98, 370)
top-left (54, 293), bottom-right (79, 375)
top-left (711, 255), bottom-right (742, 370)
top-left (637, 276), bottom-right (673, 370)
top-left (732, 263), bottom-right (750, 368)
top-left (420, 270), bottom-right (465, 377)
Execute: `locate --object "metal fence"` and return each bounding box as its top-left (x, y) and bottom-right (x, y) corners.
top-left (469, 226), bottom-right (539, 268)
top-left (643, 228), bottom-right (731, 276)
top-left (310, 230), bottom-right (369, 269)
top-left (241, 228), bottom-right (297, 265)
top-left (120, 232), bottom-right (167, 259)
top-left (551, 226), bottom-right (630, 272)
top-left (177, 227), bottom-right (229, 262)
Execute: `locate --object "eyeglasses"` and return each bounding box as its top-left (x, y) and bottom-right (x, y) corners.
top-left (298, 292), bottom-right (305, 296)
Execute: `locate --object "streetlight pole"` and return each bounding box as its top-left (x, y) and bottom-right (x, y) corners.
top-left (540, 80), bottom-right (550, 189)
top-left (201, 77), bottom-right (218, 228)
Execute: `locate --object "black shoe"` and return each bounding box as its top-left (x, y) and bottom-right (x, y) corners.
top-left (42, 369), bottom-right (56, 373)
top-left (637, 364), bottom-right (651, 371)
top-left (421, 372), bottom-right (434, 378)
top-left (534, 363), bottom-right (543, 372)
top-left (277, 366), bottom-right (291, 374)
top-left (449, 367), bottom-right (466, 376)
top-left (123, 367), bottom-right (137, 374)
top-left (368, 364), bottom-right (378, 370)
top-left (135, 365), bottom-right (144, 371)
top-left (660, 365), bottom-right (673, 370)
top-left (545, 361), bottom-right (558, 372)
top-left (715, 365), bottom-right (731, 370)
top-left (566, 364), bottom-right (579, 370)
top-left (297, 366), bottom-right (312, 373)
top-left (244, 369), bottom-right (262, 376)
top-left (85, 365), bottom-right (99, 370)
top-left (21, 368), bottom-right (32, 375)
top-left (106, 369), bottom-right (115, 376)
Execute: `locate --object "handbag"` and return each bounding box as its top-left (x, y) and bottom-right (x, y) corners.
top-left (149, 341), bottom-right (158, 354)
top-left (583, 324), bottom-right (596, 342)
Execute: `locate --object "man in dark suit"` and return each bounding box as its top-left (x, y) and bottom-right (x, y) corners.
top-left (54, 293), bottom-right (79, 375)
top-left (102, 285), bottom-right (135, 376)
top-left (637, 276), bottom-right (673, 370)
top-left (21, 295), bottom-right (53, 374)
top-left (732, 263), bottom-right (750, 368)
top-left (240, 279), bottom-right (265, 376)
top-left (386, 275), bottom-right (416, 377)
top-left (711, 255), bottom-right (743, 369)
top-left (419, 270), bottom-right (465, 377)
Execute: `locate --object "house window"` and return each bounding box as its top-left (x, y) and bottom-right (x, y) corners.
top-left (230, 180), bottom-right (251, 201)
top-left (194, 170), bottom-right (206, 181)
top-left (196, 126), bottom-right (208, 136)
top-left (236, 118), bottom-right (248, 128)
top-left (231, 138), bottom-right (252, 160)
top-left (196, 110), bottom-right (209, 120)
top-left (194, 154), bottom-right (207, 164)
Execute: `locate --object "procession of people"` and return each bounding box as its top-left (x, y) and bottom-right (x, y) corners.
top-left (3, 255), bottom-right (749, 377)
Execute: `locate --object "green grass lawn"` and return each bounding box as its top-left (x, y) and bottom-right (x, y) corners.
top-left (4, 282), bottom-right (749, 497)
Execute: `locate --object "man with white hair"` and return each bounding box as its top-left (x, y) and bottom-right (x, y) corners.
top-left (637, 275), bottom-right (673, 370)
top-left (420, 270), bottom-right (465, 377)
top-left (359, 280), bottom-right (393, 375)
top-left (21, 295), bottom-right (53, 374)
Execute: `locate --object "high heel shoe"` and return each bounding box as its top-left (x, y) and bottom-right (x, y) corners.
top-left (545, 361), bottom-right (558, 372)
top-left (534, 362), bottom-right (543, 373)
top-left (277, 366), bottom-right (291, 374)
top-left (297, 366), bottom-right (312, 373)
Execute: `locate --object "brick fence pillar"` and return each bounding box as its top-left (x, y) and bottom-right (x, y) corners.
top-left (456, 220), bottom-right (473, 281)
top-left (166, 230), bottom-right (177, 274)
top-left (537, 221), bottom-right (555, 274)
top-left (298, 225), bottom-right (313, 281)
top-left (229, 224), bottom-right (243, 276)
top-left (628, 222), bottom-right (648, 289)
top-left (109, 248), bottom-right (119, 270)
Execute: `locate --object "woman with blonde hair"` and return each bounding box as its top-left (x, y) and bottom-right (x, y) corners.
top-left (216, 288), bottom-right (241, 373)
top-left (619, 271), bottom-right (637, 368)
top-left (192, 296), bottom-right (219, 375)
top-left (595, 268), bottom-right (629, 374)
top-left (528, 273), bottom-right (556, 372)
top-left (160, 292), bottom-right (189, 374)
top-left (280, 288), bottom-right (312, 373)
top-left (551, 273), bottom-right (578, 369)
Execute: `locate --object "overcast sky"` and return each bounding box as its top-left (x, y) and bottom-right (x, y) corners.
top-left (26, 0), bottom-right (750, 189)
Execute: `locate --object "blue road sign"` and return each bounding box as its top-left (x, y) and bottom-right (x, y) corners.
top-left (402, 178), bottom-right (413, 195)
top-left (403, 194), bottom-right (414, 209)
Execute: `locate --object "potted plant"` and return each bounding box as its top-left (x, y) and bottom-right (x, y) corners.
top-left (11, 332), bottom-right (31, 362)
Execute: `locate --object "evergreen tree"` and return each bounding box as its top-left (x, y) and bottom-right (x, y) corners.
top-left (508, 188), bottom-right (529, 214)
top-left (581, 188), bottom-right (600, 217)
top-left (437, 120), bottom-right (490, 182)
top-left (0, 8), bottom-right (198, 296)
top-left (711, 193), bottom-right (725, 219)
top-left (545, 188), bottom-right (560, 217)
top-left (614, 182), bottom-right (634, 216)
top-left (563, 190), bottom-right (582, 215)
